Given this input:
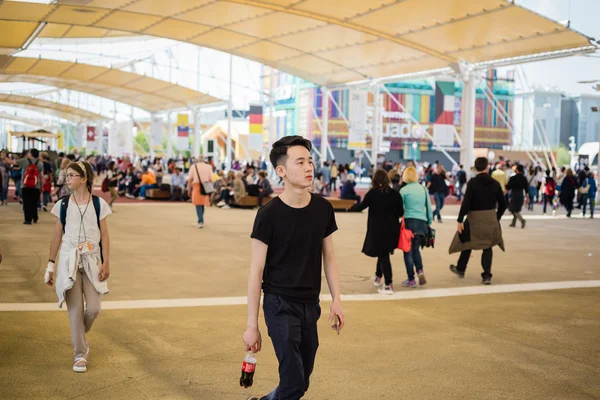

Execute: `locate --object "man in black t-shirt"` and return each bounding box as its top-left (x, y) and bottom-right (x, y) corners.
top-left (243, 136), bottom-right (345, 400)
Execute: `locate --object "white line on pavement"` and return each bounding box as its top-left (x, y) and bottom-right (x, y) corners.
top-left (1, 280), bottom-right (598, 312)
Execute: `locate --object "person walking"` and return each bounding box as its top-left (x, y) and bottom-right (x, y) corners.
top-left (330, 160), bottom-right (338, 192)
top-left (187, 157), bottom-right (213, 228)
top-left (449, 157), bottom-right (506, 285)
top-left (542, 170), bottom-right (557, 216)
top-left (559, 168), bottom-right (577, 218)
top-left (106, 161), bottom-right (120, 209)
top-left (3, 149), bottom-right (43, 224)
top-left (0, 149), bottom-right (9, 206)
top-left (351, 170), bottom-right (404, 294)
top-left (427, 164), bottom-right (448, 223)
top-left (506, 164), bottom-right (528, 229)
top-left (581, 171), bottom-right (596, 219)
top-left (319, 161), bottom-right (331, 197)
top-left (399, 166), bottom-right (433, 288)
top-left (526, 166), bottom-right (537, 211)
top-left (243, 136), bottom-right (344, 400)
top-left (45, 161), bottom-right (111, 373)
top-left (455, 164), bottom-right (467, 201)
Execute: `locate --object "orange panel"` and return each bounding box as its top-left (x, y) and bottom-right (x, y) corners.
top-left (143, 19), bottom-right (210, 40)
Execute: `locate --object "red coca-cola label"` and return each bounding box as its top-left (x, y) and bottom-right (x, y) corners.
top-left (242, 361), bottom-right (256, 373)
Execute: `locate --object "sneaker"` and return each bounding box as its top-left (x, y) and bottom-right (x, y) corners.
top-left (125, 194), bottom-right (134, 199)
top-left (216, 200), bottom-right (226, 207)
top-left (23, 221), bottom-right (32, 225)
top-left (438, 219), bottom-right (443, 223)
top-left (521, 220), bottom-right (526, 229)
top-left (449, 265), bottom-right (465, 278)
top-left (222, 205), bottom-right (231, 209)
top-left (197, 223), bottom-right (204, 229)
top-left (42, 206), bottom-right (47, 212)
top-left (552, 210), bottom-right (557, 217)
top-left (482, 278), bottom-right (492, 285)
top-left (401, 279), bottom-right (417, 288)
top-left (378, 285), bottom-right (394, 294)
top-left (373, 276), bottom-right (382, 287)
top-left (137, 196), bottom-right (145, 200)
top-left (417, 270), bottom-right (427, 286)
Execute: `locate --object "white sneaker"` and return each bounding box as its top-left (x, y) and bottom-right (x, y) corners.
top-left (73, 358), bottom-right (87, 373)
top-left (222, 205), bottom-right (231, 209)
top-left (137, 196), bottom-right (145, 200)
top-left (126, 194), bottom-right (134, 199)
top-left (197, 223), bottom-right (204, 229)
top-left (217, 200), bottom-right (226, 207)
top-left (373, 276), bottom-right (382, 287)
top-left (378, 285), bottom-right (394, 295)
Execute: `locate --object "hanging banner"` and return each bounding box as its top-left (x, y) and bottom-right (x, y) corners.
top-left (150, 116), bottom-right (163, 150)
top-left (57, 131), bottom-right (64, 151)
top-left (248, 104), bottom-right (264, 150)
top-left (348, 90), bottom-right (368, 149)
top-left (177, 113), bottom-right (189, 151)
top-left (109, 120), bottom-right (133, 157)
top-left (74, 124), bottom-right (85, 149)
top-left (433, 80), bottom-right (455, 146)
top-left (297, 88), bottom-right (313, 140)
top-left (86, 126), bottom-right (97, 152)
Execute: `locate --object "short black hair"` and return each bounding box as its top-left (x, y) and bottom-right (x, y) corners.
top-left (474, 157), bottom-right (489, 172)
top-left (29, 148), bottom-right (39, 158)
top-left (269, 135), bottom-right (312, 168)
top-left (516, 164), bottom-right (524, 173)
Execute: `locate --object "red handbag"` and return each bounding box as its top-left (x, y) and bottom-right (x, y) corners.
top-left (397, 218), bottom-right (414, 252)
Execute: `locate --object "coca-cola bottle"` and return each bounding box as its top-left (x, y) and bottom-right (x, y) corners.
top-left (240, 352), bottom-right (256, 388)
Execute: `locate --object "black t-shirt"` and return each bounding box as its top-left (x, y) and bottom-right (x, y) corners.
top-left (429, 173), bottom-right (447, 193)
top-left (251, 194), bottom-right (338, 304)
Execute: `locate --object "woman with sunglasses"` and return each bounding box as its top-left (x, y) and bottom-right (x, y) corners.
top-left (45, 161), bottom-right (112, 373)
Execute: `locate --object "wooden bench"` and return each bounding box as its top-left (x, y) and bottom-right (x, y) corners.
top-left (146, 188), bottom-right (171, 200)
top-left (235, 195), bottom-right (273, 208)
top-left (324, 197), bottom-right (356, 211)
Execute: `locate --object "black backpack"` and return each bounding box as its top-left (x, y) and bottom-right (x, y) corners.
top-left (59, 195), bottom-right (104, 263)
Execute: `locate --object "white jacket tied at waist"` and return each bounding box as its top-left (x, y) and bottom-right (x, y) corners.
top-left (55, 244), bottom-right (108, 308)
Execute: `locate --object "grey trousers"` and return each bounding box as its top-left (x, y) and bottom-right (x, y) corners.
top-left (65, 270), bottom-right (101, 359)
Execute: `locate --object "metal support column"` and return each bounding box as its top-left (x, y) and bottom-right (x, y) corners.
top-left (269, 68), bottom-right (276, 148)
top-left (194, 108), bottom-right (202, 159)
top-left (460, 77), bottom-right (476, 170)
top-left (226, 54), bottom-right (233, 169)
top-left (167, 112), bottom-right (173, 159)
top-left (371, 85), bottom-right (381, 170)
top-left (320, 87), bottom-right (329, 166)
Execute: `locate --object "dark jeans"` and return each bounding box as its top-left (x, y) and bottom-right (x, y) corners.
top-left (195, 205), bottom-right (204, 224)
top-left (456, 248), bottom-right (493, 280)
top-left (433, 192), bottom-right (445, 221)
top-left (527, 187), bottom-right (537, 210)
top-left (543, 193), bottom-right (555, 214)
top-left (582, 194), bottom-right (595, 217)
top-left (22, 187), bottom-right (40, 223)
top-left (403, 235), bottom-right (424, 281)
top-left (263, 294), bottom-right (320, 400)
top-left (375, 252), bottom-right (393, 286)
top-left (258, 190), bottom-right (273, 206)
top-left (563, 198), bottom-right (574, 216)
top-left (42, 191), bottom-right (51, 207)
top-left (330, 177), bottom-right (337, 192)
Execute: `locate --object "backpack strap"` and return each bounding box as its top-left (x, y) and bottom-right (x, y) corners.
top-left (92, 195), bottom-right (104, 264)
top-left (60, 195), bottom-right (70, 233)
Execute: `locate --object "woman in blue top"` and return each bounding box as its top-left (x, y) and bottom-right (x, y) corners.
top-left (399, 166), bottom-right (433, 288)
top-left (581, 171), bottom-right (597, 219)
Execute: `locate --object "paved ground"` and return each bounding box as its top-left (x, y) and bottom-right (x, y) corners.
top-left (0, 200), bottom-right (599, 399)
